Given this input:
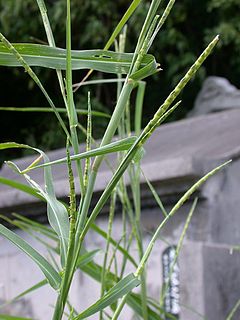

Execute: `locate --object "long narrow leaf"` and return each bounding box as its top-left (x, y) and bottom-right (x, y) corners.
top-left (0, 250), bottom-right (99, 307)
top-left (226, 298), bottom-right (240, 320)
top-left (0, 44), bottom-right (158, 80)
top-left (141, 169), bottom-right (167, 217)
top-left (135, 160), bottom-right (231, 278)
top-left (0, 107), bottom-right (110, 118)
top-left (0, 224), bottom-right (61, 289)
top-left (25, 136), bottom-right (137, 172)
top-left (0, 316), bottom-right (32, 320)
top-left (12, 213), bottom-right (58, 241)
top-left (1, 279), bottom-right (48, 308)
top-left (0, 176), bottom-right (43, 200)
top-left (73, 273), bottom-right (140, 319)
top-left (104, 0), bottom-right (142, 50)
top-left (80, 261), bottom-right (159, 320)
top-left (0, 142), bottom-right (69, 267)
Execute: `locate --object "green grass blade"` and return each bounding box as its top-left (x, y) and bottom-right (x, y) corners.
top-left (226, 298), bottom-right (240, 320)
top-left (0, 215), bottom-right (57, 251)
top-left (0, 142), bottom-right (70, 267)
top-left (36, 0), bottom-right (55, 47)
top-left (112, 294), bottom-right (128, 320)
top-left (0, 279), bottom-right (48, 309)
top-left (12, 213), bottom-right (58, 241)
top-left (80, 261), bottom-right (160, 320)
top-left (134, 81), bottom-right (146, 135)
top-left (135, 161), bottom-right (231, 278)
top-left (73, 273), bottom-right (141, 319)
top-left (90, 224), bottom-right (137, 267)
top-left (104, 0), bottom-right (142, 50)
top-left (0, 142), bottom-right (32, 151)
top-left (83, 92), bottom-right (92, 188)
top-left (0, 176), bottom-right (43, 200)
top-left (159, 198), bottom-right (198, 309)
top-left (36, 0), bottom-right (68, 108)
top-left (141, 169), bottom-right (167, 217)
top-left (65, 0), bottom-right (85, 197)
top-left (0, 316), bottom-right (32, 320)
top-left (77, 250), bottom-right (101, 268)
top-left (73, 78), bottom-right (125, 88)
top-left (0, 107), bottom-right (110, 118)
top-left (0, 224), bottom-right (61, 290)
top-left (0, 43), bottom-right (158, 79)
top-left (25, 136), bottom-right (137, 172)
top-left (148, 0), bottom-right (176, 49)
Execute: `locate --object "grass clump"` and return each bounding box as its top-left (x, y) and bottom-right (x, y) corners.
top-left (0, 1), bottom-right (231, 319)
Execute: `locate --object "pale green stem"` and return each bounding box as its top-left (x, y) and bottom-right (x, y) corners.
top-left (159, 198), bottom-right (198, 310)
top-left (66, 0), bottom-right (85, 195)
top-left (100, 192), bottom-right (117, 320)
top-left (83, 92), bottom-right (92, 188)
top-left (114, 162), bottom-right (230, 319)
top-left (76, 81), bottom-right (134, 239)
top-left (129, 0), bottom-right (162, 74)
top-left (36, 0), bottom-right (68, 109)
top-left (148, 0), bottom-right (176, 49)
top-left (226, 298), bottom-right (240, 320)
top-left (135, 161), bottom-right (231, 278)
top-left (53, 141), bottom-right (77, 320)
top-left (111, 294), bottom-right (128, 320)
top-left (130, 80), bottom-right (148, 320)
top-left (141, 168), bottom-right (167, 217)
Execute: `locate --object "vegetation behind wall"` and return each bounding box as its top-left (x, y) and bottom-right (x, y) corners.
top-left (0, 0), bottom-right (239, 161)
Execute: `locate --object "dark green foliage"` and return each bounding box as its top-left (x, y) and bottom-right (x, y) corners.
top-left (0, 0), bottom-right (239, 160)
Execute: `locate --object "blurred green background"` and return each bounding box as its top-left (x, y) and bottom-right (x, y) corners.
top-left (0, 0), bottom-right (240, 162)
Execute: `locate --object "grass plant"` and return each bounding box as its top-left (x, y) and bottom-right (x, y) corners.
top-left (0, 0), bottom-right (232, 319)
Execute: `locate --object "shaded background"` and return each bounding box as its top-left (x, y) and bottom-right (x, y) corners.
top-left (0, 0), bottom-right (240, 162)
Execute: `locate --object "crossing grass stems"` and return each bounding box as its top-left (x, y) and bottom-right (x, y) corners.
top-left (0, 0), bottom-right (234, 319)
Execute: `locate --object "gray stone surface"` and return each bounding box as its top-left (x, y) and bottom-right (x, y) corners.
top-left (179, 241), bottom-right (205, 320)
top-left (188, 76), bottom-right (240, 117)
top-left (0, 298), bottom-right (34, 317)
top-left (203, 243), bottom-right (240, 319)
top-left (1, 109), bottom-right (240, 216)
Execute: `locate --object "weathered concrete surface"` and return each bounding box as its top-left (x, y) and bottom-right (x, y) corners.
top-left (203, 243), bottom-right (240, 319)
top-left (188, 77), bottom-right (240, 117)
top-left (0, 109), bottom-right (240, 216)
top-left (179, 241), bottom-right (205, 320)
